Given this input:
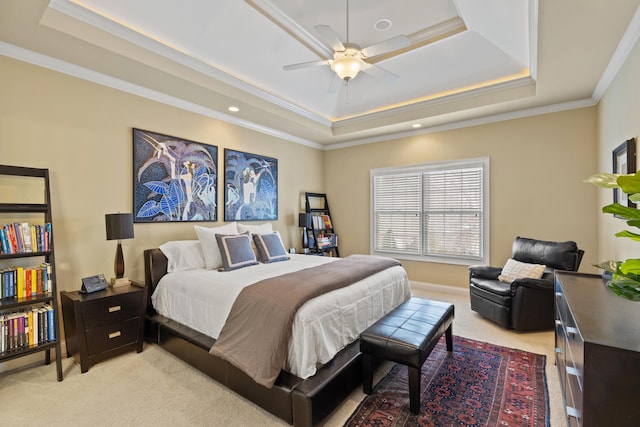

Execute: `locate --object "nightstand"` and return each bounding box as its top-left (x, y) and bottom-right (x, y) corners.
top-left (61, 282), bottom-right (147, 373)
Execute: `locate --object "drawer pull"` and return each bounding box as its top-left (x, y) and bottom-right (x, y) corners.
top-left (108, 331), bottom-right (122, 339)
top-left (555, 320), bottom-right (562, 326)
top-left (108, 305), bottom-right (121, 313)
top-left (566, 326), bottom-right (578, 335)
top-left (566, 366), bottom-right (579, 377)
top-left (566, 406), bottom-right (579, 419)
top-left (555, 347), bottom-right (562, 354)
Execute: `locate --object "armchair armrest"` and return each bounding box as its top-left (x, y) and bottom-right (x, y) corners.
top-left (468, 265), bottom-right (502, 280)
top-left (510, 277), bottom-right (553, 293)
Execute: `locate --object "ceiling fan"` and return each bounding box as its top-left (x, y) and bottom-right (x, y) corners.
top-left (283, 0), bottom-right (410, 86)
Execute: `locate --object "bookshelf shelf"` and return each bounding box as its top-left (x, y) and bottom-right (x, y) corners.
top-left (304, 192), bottom-right (339, 257)
top-left (0, 164), bottom-right (63, 381)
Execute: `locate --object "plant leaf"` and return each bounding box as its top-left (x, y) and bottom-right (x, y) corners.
top-left (618, 171), bottom-right (640, 194)
top-left (602, 203), bottom-right (640, 220)
top-left (583, 173), bottom-right (620, 188)
top-left (615, 230), bottom-right (640, 242)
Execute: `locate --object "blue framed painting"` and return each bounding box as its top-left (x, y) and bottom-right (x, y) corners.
top-left (133, 128), bottom-right (218, 222)
top-left (224, 148), bottom-right (278, 221)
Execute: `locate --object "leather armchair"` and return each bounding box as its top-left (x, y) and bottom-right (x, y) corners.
top-left (469, 236), bottom-right (584, 331)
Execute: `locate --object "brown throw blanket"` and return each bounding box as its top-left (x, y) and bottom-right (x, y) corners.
top-left (209, 254), bottom-right (401, 388)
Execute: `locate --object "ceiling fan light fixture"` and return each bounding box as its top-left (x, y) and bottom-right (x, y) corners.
top-left (331, 49), bottom-right (364, 81)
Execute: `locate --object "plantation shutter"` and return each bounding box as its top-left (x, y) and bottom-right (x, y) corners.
top-left (423, 166), bottom-right (483, 259)
top-left (373, 172), bottom-right (422, 254)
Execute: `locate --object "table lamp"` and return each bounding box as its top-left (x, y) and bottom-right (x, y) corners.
top-left (105, 213), bottom-right (134, 287)
top-left (298, 213), bottom-right (312, 251)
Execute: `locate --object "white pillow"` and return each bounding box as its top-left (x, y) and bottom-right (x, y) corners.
top-left (194, 222), bottom-right (239, 269)
top-left (159, 240), bottom-right (205, 273)
top-left (237, 222), bottom-right (273, 237)
top-left (498, 258), bottom-right (546, 284)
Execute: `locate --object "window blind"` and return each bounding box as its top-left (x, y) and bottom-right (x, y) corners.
top-left (371, 158), bottom-right (488, 264)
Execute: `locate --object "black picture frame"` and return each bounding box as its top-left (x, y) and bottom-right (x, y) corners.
top-left (613, 137), bottom-right (637, 208)
top-left (223, 148), bottom-right (278, 221)
top-left (133, 128), bottom-right (218, 223)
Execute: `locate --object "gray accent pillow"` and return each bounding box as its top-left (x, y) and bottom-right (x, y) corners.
top-left (253, 232), bottom-right (290, 263)
top-left (215, 232), bottom-right (258, 271)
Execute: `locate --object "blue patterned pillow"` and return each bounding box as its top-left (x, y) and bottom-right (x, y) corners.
top-left (253, 232), bottom-right (290, 263)
top-left (215, 232), bottom-right (258, 271)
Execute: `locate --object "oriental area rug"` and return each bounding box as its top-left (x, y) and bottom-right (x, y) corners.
top-left (345, 336), bottom-right (548, 427)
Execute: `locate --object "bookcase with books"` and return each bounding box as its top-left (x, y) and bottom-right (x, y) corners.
top-left (304, 192), bottom-right (339, 257)
top-left (0, 165), bottom-right (63, 381)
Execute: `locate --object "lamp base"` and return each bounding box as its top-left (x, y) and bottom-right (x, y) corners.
top-left (110, 277), bottom-right (131, 288)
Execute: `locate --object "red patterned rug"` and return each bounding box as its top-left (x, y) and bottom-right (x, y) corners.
top-left (345, 336), bottom-right (548, 427)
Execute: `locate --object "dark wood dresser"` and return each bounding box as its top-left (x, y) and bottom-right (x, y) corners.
top-left (555, 271), bottom-right (640, 427)
top-left (61, 282), bottom-right (147, 373)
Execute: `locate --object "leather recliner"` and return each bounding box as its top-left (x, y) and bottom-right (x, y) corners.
top-left (469, 236), bottom-right (584, 331)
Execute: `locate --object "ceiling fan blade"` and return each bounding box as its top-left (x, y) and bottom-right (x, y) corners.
top-left (283, 59), bottom-right (330, 71)
top-left (314, 25), bottom-right (345, 52)
top-left (361, 35), bottom-right (410, 58)
top-left (361, 62), bottom-right (399, 83)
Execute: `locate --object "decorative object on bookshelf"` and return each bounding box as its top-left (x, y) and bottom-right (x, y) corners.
top-left (304, 192), bottom-right (339, 257)
top-left (298, 213), bottom-right (312, 249)
top-left (105, 213), bottom-right (134, 287)
top-left (584, 139), bottom-right (640, 301)
top-left (0, 164), bottom-right (63, 381)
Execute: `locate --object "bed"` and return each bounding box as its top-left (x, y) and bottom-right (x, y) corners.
top-left (143, 232), bottom-right (410, 426)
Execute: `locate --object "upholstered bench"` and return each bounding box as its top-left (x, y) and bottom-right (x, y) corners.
top-left (360, 297), bottom-right (455, 414)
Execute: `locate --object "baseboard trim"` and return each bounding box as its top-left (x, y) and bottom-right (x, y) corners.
top-left (410, 281), bottom-right (468, 296)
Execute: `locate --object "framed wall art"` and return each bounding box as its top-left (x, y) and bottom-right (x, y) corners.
top-left (133, 128), bottom-right (218, 222)
top-left (224, 148), bottom-right (278, 221)
top-left (613, 137), bottom-right (636, 208)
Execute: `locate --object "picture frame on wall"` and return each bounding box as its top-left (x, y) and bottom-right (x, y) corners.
top-left (133, 128), bottom-right (218, 223)
top-left (613, 137), bottom-right (637, 208)
top-left (224, 148), bottom-right (278, 221)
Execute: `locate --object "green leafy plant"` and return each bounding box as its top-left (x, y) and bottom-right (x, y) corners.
top-left (584, 171), bottom-right (640, 301)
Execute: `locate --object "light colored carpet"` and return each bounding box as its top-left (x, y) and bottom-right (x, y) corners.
top-left (0, 284), bottom-right (567, 427)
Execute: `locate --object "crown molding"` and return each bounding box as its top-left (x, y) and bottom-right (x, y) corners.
top-left (0, 41), bottom-right (322, 150)
top-left (592, 5), bottom-right (640, 101)
top-left (45, 0), bottom-right (331, 128)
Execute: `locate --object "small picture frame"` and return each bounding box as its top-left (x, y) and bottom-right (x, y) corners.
top-left (613, 138), bottom-right (637, 208)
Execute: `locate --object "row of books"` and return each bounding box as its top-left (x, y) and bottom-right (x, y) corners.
top-left (1, 263), bottom-right (52, 300)
top-left (315, 233), bottom-right (338, 249)
top-left (0, 222), bottom-right (52, 255)
top-left (312, 214), bottom-right (332, 230)
top-left (0, 305), bottom-right (55, 354)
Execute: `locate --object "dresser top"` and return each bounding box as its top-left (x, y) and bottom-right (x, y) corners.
top-left (556, 271), bottom-right (640, 353)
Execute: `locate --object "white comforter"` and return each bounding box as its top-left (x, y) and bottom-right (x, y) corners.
top-left (151, 254), bottom-right (411, 379)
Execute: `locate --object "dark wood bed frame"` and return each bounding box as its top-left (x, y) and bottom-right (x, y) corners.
top-left (143, 248), bottom-right (368, 427)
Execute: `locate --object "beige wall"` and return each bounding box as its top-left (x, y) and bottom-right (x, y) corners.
top-left (597, 36), bottom-right (640, 263)
top-left (0, 56), bottom-right (324, 293)
top-left (324, 108), bottom-right (600, 288)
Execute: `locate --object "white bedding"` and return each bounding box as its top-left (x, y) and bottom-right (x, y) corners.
top-left (151, 253), bottom-right (411, 379)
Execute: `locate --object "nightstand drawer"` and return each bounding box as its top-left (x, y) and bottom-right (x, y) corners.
top-left (85, 317), bottom-right (140, 356)
top-left (81, 292), bottom-right (142, 328)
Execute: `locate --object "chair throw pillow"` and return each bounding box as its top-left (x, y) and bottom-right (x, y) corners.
top-left (215, 232), bottom-right (259, 271)
top-left (253, 232), bottom-right (290, 263)
top-left (498, 258), bottom-right (546, 284)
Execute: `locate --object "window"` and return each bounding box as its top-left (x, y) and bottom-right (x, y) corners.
top-left (370, 157), bottom-right (489, 265)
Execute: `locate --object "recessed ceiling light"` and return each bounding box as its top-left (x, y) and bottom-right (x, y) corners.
top-left (375, 19), bottom-right (392, 31)
top-left (412, 123), bottom-right (422, 129)
top-left (228, 106), bottom-right (239, 112)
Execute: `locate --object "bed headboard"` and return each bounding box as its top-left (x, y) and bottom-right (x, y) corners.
top-left (143, 248), bottom-right (168, 311)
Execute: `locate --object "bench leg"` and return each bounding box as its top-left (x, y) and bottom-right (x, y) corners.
top-left (445, 324), bottom-right (453, 352)
top-left (363, 353), bottom-right (374, 394)
top-left (408, 365), bottom-right (421, 414)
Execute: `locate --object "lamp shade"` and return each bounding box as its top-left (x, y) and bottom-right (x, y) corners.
top-left (298, 213), bottom-right (312, 229)
top-left (105, 213), bottom-right (134, 241)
